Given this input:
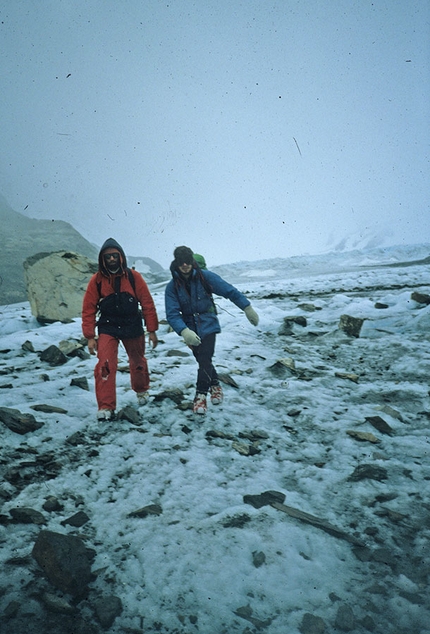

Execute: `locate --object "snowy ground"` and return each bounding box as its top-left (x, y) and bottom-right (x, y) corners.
top-left (0, 245), bottom-right (430, 633)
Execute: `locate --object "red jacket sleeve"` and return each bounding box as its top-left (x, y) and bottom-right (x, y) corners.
top-left (81, 274), bottom-right (100, 339)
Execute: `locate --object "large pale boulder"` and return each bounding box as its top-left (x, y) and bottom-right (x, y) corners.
top-left (24, 251), bottom-right (98, 323)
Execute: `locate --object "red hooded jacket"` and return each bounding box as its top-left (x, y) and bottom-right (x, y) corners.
top-left (82, 238), bottom-right (158, 339)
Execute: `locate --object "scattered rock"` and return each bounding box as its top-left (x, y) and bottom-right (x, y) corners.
top-left (61, 510), bottom-right (90, 528)
top-left (233, 604), bottom-right (272, 628)
top-left (338, 314), bottom-right (365, 337)
top-left (335, 371), bottom-right (359, 383)
top-left (346, 430), bottom-right (380, 444)
top-left (39, 345), bottom-right (68, 366)
top-left (222, 513), bottom-right (251, 528)
top-left (166, 349), bottom-right (190, 357)
top-left (299, 612), bottom-right (326, 634)
top-left (93, 594), bottom-right (123, 628)
top-left (374, 302), bottom-right (389, 309)
top-left (268, 358), bottom-right (297, 377)
top-left (252, 551), bottom-right (266, 568)
top-left (32, 530), bottom-right (94, 598)
top-left (43, 496), bottom-right (64, 512)
top-left (335, 604), bottom-right (355, 631)
top-left (232, 440), bottom-right (261, 456)
top-left (117, 405), bottom-right (141, 425)
top-left (21, 340), bottom-right (35, 352)
top-left (70, 377), bottom-right (89, 390)
top-left (127, 504), bottom-right (163, 518)
top-left (153, 388), bottom-right (185, 404)
top-left (348, 464), bottom-right (388, 482)
top-left (243, 491), bottom-right (286, 509)
top-left (9, 507), bottom-right (47, 525)
top-left (218, 373), bottom-right (240, 388)
top-left (0, 407), bottom-right (44, 434)
top-left (41, 591), bottom-right (76, 615)
top-left (365, 415), bottom-right (394, 435)
top-left (30, 404), bottom-right (68, 414)
top-left (411, 291), bottom-right (430, 305)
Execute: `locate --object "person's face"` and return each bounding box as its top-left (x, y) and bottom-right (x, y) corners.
top-left (103, 249), bottom-right (121, 271)
top-left (178, 262), bottom-right (192, 277)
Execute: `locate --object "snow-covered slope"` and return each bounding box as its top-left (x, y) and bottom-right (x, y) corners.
top-left (1, 245), bottom-right (429, 634)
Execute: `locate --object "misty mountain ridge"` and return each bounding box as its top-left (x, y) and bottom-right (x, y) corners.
top-left (1, 194), bottom-right (429, 304)
top-left (0, 196), bottom-right (166, 305)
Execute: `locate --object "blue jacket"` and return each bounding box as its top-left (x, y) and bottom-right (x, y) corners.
top-left (165, 268), bottom-right (250, 339)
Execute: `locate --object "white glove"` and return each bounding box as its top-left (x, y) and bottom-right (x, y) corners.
top-left (244, 305), bottom-right (259, 326)
top-left (181, 328), bottom-right (202, 346)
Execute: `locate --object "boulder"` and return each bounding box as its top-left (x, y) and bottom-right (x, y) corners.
top-left (23, 251), bottom-right (98, 323)
top-left (32, 530), bottom-right (94, 598)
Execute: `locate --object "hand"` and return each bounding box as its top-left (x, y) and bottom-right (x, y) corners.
top-left (87, 337), bottom-right (97, 355)
top-left (244, 305), bottom-right (259, 326)
top-left (148, 332), bottom-right (158, 349)
top-left (181, 328), bottom-right (201, 347)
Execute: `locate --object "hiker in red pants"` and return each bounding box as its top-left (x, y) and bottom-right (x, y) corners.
top-left (82, 238), bottom-right (159, 420)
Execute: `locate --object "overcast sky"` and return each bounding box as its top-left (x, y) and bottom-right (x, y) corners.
top-left (1, 0), bottom-right (429, 266)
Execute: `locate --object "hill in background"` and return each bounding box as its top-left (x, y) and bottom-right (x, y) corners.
top-left (0, 196), bottom-right (166, 305)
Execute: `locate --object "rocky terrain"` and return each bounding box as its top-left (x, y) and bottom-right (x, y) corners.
top-left (0, 245), bottom-right (429, 634)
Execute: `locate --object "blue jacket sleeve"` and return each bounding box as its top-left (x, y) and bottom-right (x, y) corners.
top-left (165, 280), bottom-right (188, 335)
top-left (203, 271), bottom-right (250, 310)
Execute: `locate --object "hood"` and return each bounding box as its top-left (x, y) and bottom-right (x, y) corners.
top-left (99, 237), bottom-right (127, 276)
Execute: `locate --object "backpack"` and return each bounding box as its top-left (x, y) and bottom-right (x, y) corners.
top-left (96, 268), bottom-right (144, 339)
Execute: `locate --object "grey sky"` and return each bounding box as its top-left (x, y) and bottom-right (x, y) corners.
top-left (1, 0), bottom-right (429, 266)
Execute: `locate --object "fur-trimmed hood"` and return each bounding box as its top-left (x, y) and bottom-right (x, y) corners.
top-left (98, 238), bottom-right (127, 276)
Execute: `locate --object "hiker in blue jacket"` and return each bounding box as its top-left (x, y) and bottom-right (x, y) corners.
top-left (165, 246), bottom-right (259, 414)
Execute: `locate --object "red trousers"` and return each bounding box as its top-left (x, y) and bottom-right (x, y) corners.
top-left (94, 334), bottom-right (149, 410)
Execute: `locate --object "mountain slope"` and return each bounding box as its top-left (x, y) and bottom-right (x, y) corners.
top-left (0, 195), bottom-right (99, 305)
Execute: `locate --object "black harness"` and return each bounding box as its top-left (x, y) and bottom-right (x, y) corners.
top-left (96, 268), bottom-right (144, 339)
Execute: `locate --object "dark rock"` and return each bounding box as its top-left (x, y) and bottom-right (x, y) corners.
top-left (127, 504), bottom-right (163, 518)
top-left (338, 314), bottom-right (365, 337)
top-left (299, 612), bottom-right (326, 634)
top-left (347, 464), bottom-right (388, 482)
top-left (66, 431), bottom-right (86, 446)
top-left (42, 592), bottom-right (76, 614)
top-left (93, 595), bottom-right (123, 628)
top-left (9, 507), bottom-right (47, 525)
top-left (153, 388), bottom-right (185, 404)
top-left (117, 405), bottom-right (141, 424)
top-left (222, 513), bottom-right (251, 528)
top-left (360, 614), bottom-right (376, 631)
top-left (233, 604), bottom-right (272, 628)
top-left (43, 496), bottom-right (64, 512)
top-left (411, 291), bottom-right (430, 305)
top-left (39, 345), bottom-right (68, 366)
top-left (206, 429), bottom-right (236, 440)
top-left (371, 548), bottom-right (397, 568)
top-left (374, 302), bottom-right (389, 309)
top-left (166, 349), bottom-right (190, 357)
top-left (0, 407), bottom-right (44, 434)
top-left (21, 340), bottom-right (35, 352)
top-left (268, 360), bottom-right (296, 378)
top-left (334, 604), bottom-right (355, 631)
top-left (32, 530), bottom-right (94, 598)
top-left (70, 377), bottom-right (89, 391)
top-left (218, 373), bottom-right (240, 388)
top-left (61, 511), bottom-right (90, 528)
top-left (243, 490), bottom-right (286, 509)
top-left (365, 415), bottom-right (394, 435)
top-left (297, 303), bottom-right (321, 312)
top-left (31, 404), bottom-right (68, 414)
top-left (252, 551), bottom-right (266, 568)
